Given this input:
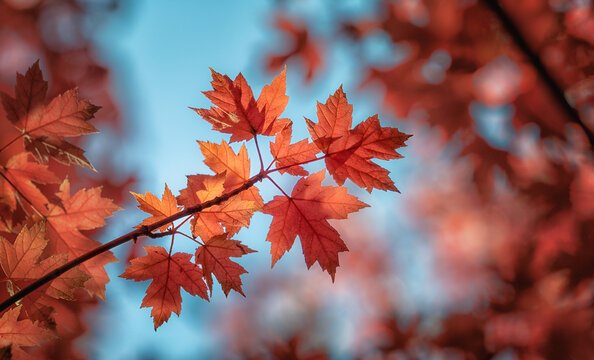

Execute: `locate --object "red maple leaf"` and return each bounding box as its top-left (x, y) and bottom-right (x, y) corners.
top-left (257, 66), bottom-right (292, 136)
top-left (0, 60), bottom-right (46, 126)
top-left (270, 123), bottom-right (320, 176)
top-left (0, 153), bottom-right (58, 211)
top-left (120, 246), bottom-right (209, 330)
top-left (263, 170), bottom-right (368, 279)
top-left (0, 223), bottom-right (89, 304)
top-left (192, 68), bottom-right (289, 142)
top-left (131, 184), bottom-right (180, 233)
top-left (0, 306), bottom-right (55, 359)
top-left (177, 173), bottom-right (259, 241)
top-left (198, 140), bottom-right (263, 206)
top-left (195, 234), bottom-right (256, 296)
top-left (0, 61), bottom-right (100, 170)
top-left (44, 179), bottom-right (121, 299)
top-left (306, 87), bottom-right (410, 192)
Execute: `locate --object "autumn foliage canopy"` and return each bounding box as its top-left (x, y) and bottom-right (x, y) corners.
top-left (1, 0), bottom-right (594, 359)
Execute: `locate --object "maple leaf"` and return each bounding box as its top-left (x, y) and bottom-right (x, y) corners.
top-left (256, 66), bottom-right (291, 135)
top-left (194, 234), bottom-right (256, 296)
top-left (0, 306), bottom-right (55, 359)
top-left (199, 140), bottom-right (263, 206)
top-left (263, 170), bottom-right (368, 279)
top-left (191, 68), bottom-right (289, 142)
top-left (0, 223), bottom-right (89, 303)
top-left (44, 179), bottom-right (121, 299)
top-left (306, 86), bottom-right (352, 149)
top-left (131, 184), bottom-right (180, 233)
top-left (0, 153), bottom-right (59, 211)
top-left (306, 87), bottom-right (410, 192)
top-left (0, 61), bottom-right (100, 170)
top-left (191, 70), bottom-right (263, 142)
top-left (120, 246), bottom-right (208, 330)
top-left (177, 173), bottom-right (259, 241)
top-left (22, 88), bottom-right (99, 138)
top-left (0, 60), bottom-right (47, 126)
top-left (270, 123), bottom-right (320, 176)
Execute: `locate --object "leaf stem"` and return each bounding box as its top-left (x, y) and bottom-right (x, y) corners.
top-left (265, 153), bottom-right (328, 175)
top-left (168, 230), bottom-right (176, 255)
top-left (254, 134), bottom-right (265, 171)
top-left (265, 174), bottom-right (291, 199)
top-left (0, 171), bottom-right (266, 313)
top-left (265, 157), bottom-right (276, 172)
top-left (174, 230), bottom-right (198, 243)
top-left (173, 215), bottom-right (192, 232)
top-left (482, 0), bottom-right (594, 147)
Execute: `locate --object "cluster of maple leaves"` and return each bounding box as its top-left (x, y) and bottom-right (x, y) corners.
top-left (123, 66), bottom-right (408, 329)
top-left (0, 61), bottom-right (121, 358)
top-left (0, 52), bottom-right (409, 357)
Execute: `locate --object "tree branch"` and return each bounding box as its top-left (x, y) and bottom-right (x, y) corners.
top-left (0, 171), bottom-right (266, 313)
top-left (482, 0), bottom-right (594, 147)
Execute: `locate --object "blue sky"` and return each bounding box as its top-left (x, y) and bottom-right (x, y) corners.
top-left (83, 1), bottom-right (432, 359)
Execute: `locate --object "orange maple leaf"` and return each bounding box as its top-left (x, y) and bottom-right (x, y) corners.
top-left (44, 179), bottom-right (121, 299)
top-left (306, 87), bottom-right (410, 192)
top-left (192, 68), bottom-right (289, 142)
top-left (306, 86), bottom-right (352, 149)
top-left (131, 184), bottom-right (180, 233)
top-left (23, 88), bottom-right (99, 139)
top-left (0, 153), bottom-right (59, 211)
top-left (0, 306), bottom-right (55, 358)
top-left (256, 66), bottom-right (292, 135)
top-left (0, 60), bottom-right (47, 126)
top-left (269, 123), bottom-right (320, 176)
top-left (198, 140), bottom-right (263, 206)
top-left (177, 173), bottom-right (259, 241)
top-left (263, 170), bottom-right (368, 279)
top-left (120, 246), bottom-right (209, 330)
top-left (0, 223), bottom-right (89, 303)
top-left (0, 61), bottom-right (99, 170)
top-left (195, 234), bottom-right (255, 296)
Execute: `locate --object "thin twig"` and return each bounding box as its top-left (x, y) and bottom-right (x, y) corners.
top-left (267, 153), bottom-right (328, 174)
top-left (254, 134), bottom-right (265, 171)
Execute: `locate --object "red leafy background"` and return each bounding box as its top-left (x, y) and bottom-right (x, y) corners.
top-left (218, 0), bottom-right (594, 359)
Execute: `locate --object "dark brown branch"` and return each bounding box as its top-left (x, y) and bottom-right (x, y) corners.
top-left (0, 171), bottom-right (266, 313)
top-left (482, 0), bottom-right (594, 147)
